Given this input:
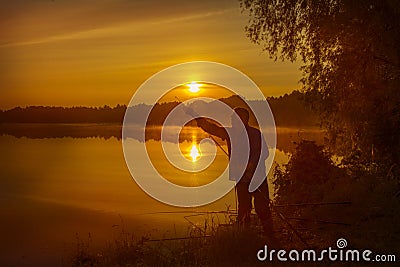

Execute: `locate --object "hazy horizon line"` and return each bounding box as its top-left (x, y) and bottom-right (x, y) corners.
top-left (0, 90), bottom-right (303, 111)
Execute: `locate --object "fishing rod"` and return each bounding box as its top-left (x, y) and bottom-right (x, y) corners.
top-left (134, 210), bottom-right (237, 216)
top-left (174, 96), bottom-right (238, 212)
top-left (174, 96), bottom-right (230, 157)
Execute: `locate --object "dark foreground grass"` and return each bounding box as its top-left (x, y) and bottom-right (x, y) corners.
top-left (67, 212), bottom-right (270, 267)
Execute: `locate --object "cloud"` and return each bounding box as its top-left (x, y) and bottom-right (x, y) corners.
top-left (0, 0), bottom-right (235, 47)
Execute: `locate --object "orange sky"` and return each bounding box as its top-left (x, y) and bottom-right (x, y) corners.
top-left (0, 0), bottom-right (302, 109)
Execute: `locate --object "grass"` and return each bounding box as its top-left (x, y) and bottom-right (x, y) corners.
top-left (66, 210), bottom-right (276, 267)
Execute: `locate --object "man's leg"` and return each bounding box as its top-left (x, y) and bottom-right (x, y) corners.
top-left (236, 181), bottom-right (252, 225)
top-left (253, 180), bottom-right (274, 237)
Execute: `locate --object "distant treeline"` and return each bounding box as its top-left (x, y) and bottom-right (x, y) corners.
top-left (0, 104), bottom-right (127, 124)
top-left (0, 91), bottom-right (318, 127)
top-left (267, 91), bottom-right (318, 127)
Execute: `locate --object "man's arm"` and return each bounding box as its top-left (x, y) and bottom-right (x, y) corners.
top-left (196, 117), bottom-right (228, 141)
top-left (184, 106), bottom-right (228, 140)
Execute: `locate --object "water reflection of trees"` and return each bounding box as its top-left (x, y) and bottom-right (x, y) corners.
top-left (0, 123), bottom-right (123, 140)
top-left (0, 123), bottom-right (323, 154)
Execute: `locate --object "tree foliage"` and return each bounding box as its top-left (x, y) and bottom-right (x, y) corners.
top-left (240, 0), bottom-right (400, 165)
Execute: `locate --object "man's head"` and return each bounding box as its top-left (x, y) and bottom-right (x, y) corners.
top-left (232, 107), bottom-right (249, 127)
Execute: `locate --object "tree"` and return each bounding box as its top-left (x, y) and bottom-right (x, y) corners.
top-left (240, 0), bottom-right (400, 166)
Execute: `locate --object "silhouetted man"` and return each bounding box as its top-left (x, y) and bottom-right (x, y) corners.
top-left (188, 107), bottom-right (274, 237)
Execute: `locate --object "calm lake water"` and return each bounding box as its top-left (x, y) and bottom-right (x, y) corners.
top-left (0, 125), bottom-right (323, 266)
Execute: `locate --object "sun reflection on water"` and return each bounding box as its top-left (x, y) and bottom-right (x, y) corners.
top-left (189, 143), bottom-right (200, 162)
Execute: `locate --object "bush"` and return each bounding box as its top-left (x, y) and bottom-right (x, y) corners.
top-left (273, 140), bottom-right (344, 204)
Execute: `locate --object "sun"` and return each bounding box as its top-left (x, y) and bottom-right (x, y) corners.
top-left (189, 143), bottom-right (201, 162)
top-left (187, 81), bottom-right (201, 93)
